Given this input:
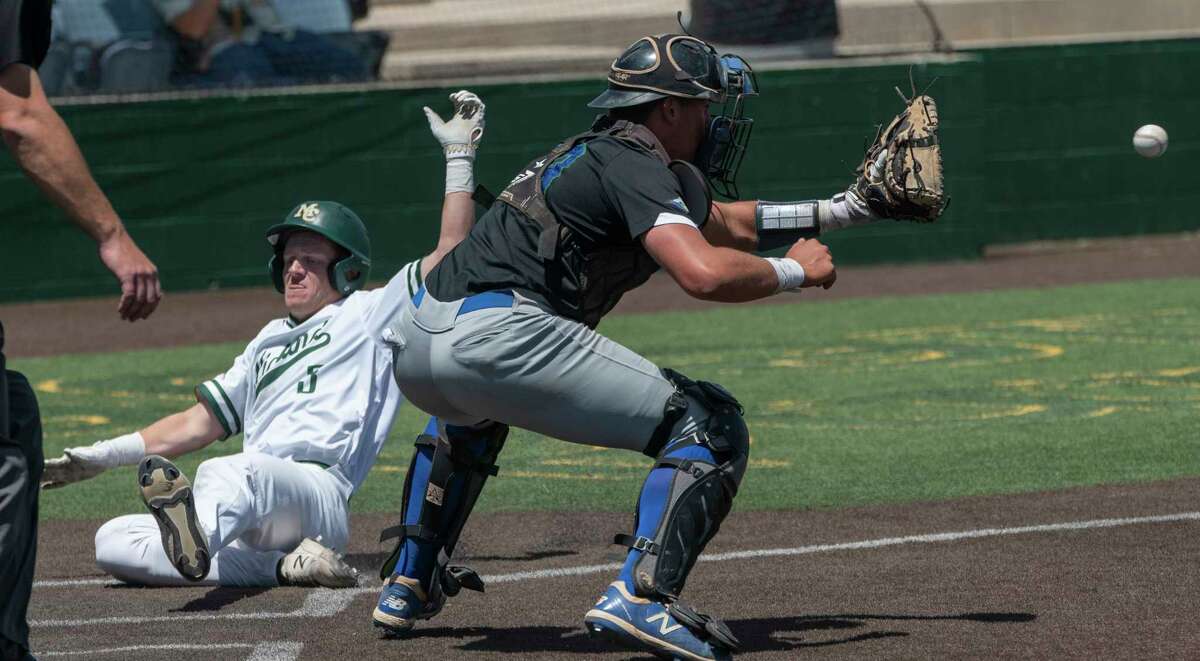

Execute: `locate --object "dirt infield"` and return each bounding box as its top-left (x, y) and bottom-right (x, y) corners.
top-left (28, 477), bottom-right (1200, 659)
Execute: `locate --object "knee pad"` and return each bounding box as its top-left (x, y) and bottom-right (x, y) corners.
top-left (379, 418), bottom-right (508, 597)
top-left (618, 369), bottom-right (750, 600)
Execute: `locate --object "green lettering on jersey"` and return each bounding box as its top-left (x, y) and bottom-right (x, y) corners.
top-left (254, 325), bottom-right (333, 395)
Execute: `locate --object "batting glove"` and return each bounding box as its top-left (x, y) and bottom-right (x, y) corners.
top-left (41, 432), bottom-right (145, 489)
top-left (425, 90), bottom-right (486, 161)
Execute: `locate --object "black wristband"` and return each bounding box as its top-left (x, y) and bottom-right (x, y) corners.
top-left (755, 201), bottom-right (821, 251)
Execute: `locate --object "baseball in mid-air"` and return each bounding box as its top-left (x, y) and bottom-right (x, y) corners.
top-left (1133, 124), bottom-right (1168, 158)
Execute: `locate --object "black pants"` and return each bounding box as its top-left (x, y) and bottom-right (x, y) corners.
top-left (0, 322), bottom-right (43, 661)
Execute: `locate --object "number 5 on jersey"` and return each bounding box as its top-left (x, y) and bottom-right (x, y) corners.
top-left (298, 364), bottom-right (323, 394)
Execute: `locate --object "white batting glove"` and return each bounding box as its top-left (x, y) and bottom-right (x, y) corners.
top-left (424, 90), bottom-right (485, 161)
top-left (41, 432), bottom-right (145, 489)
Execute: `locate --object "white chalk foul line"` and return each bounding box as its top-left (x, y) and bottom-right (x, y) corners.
top-left (30, 510), bottom-right (1200, 628)
top-left (697, 511), bottom-right (1200, 563)
top-left (39, 641), bottom-right (302, 660)
top-left (31, 588), bottom-right (365, 627)
top-left (34, 577), bottom-right (113, 588)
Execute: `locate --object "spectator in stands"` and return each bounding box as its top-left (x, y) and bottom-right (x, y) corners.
top-left (155, 0), bottom-right (369, 88)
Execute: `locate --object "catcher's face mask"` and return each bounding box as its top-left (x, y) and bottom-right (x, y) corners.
top-left (694, 53), bottom-right (758, 199)
top-left (588, 35), bottom-right (758, 199)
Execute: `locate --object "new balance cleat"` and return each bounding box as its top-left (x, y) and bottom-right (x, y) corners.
top-left (584, 581), bottom-right (738, 661)
top-left (138, 455), bottom-right (210, 581)
top-left (373, 575), bottom-right (446, 636)
top-left (279, 538), bottom-right (359, 588)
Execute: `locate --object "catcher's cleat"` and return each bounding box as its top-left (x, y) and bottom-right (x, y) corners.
top-left (584, 582), bottom-right (738, 661)
top-left (373, 575), bottom-right (446, 636)
top-left (138, 455), bottom-right (210, 581)
top-left (279, 538), bottom-right (359, 588)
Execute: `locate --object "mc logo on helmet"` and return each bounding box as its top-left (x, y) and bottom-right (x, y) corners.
top-left (294, 203), bottom-right (321, 222)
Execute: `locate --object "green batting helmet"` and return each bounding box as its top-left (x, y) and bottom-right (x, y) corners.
top-left (266, 201), bottom-right (372, 296)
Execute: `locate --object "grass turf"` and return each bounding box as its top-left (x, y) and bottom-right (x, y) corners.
top-left (17, 278), bottom-right (1200, 522)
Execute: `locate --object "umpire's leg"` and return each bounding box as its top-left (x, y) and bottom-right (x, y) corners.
top-left (0, 322), bottom-right (44, 661)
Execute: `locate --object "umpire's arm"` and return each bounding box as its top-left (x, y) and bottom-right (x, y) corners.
top-left (0, 63), bottom-right (162, 321)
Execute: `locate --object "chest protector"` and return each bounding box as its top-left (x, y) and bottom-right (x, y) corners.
top-left (498, 117), bottom-right (707, 329)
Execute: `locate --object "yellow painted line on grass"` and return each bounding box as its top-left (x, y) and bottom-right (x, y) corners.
top-left (43, 414), bottom-right (110, 426)
top-left (973, 404), bottom-right (1047, 420)
top-left (1005, 316), bottom-right (1105, 333)
top-left (769, 349), bottom-right (946, 369)
top-left (1014, 343), bottom-right (1064, 359)
top-left (1084, 406), bottom-right (1119, 418)
top-left (36, 380), bottom-right (61, 393)
top-left (994, 379), bottom-right (1041, 388)
top-left (1157, 366), bottom-right (1200, 377)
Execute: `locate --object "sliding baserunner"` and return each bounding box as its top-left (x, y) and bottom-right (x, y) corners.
top-left (41, 91), bottom-right (488, 588)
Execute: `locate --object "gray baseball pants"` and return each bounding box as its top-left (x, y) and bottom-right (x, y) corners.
top-left (388, 291), bottom-right (705, 452)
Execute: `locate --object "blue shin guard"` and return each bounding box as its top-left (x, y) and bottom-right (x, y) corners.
top-left (596, 370), bottom-right (749, 657)
top-left (378, 417), bottom-right (507, 595)
top-left (618, 439), bottom-right (720, 594)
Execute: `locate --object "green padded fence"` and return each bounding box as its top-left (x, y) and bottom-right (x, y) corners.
top-left (1, 37), bottom-right (1196, 302)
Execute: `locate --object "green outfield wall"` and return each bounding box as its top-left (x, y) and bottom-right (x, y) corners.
top-left (1, 38), bottom-right (1196, 302)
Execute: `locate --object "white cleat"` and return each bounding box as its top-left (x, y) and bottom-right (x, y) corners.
top-left (279, 537), bottom-right (359, 588)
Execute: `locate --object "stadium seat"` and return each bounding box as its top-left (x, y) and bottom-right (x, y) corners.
top-left (273, 0), bottom-right (390, 80)
top-left (40, 0), bottom-right (174, 95)
top-left (272, 0), bottom-right (354, 33)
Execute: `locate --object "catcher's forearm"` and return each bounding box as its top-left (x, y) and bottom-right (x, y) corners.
top-left (707, 195), bottom-right (879, 253)
top-left (735, 194), bottom-right (877, 252)
top-left (703, 201), bottom-right (758, 251)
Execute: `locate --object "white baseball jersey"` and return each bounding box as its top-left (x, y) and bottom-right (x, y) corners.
top-left (195, 259), bottom-right (422, 493)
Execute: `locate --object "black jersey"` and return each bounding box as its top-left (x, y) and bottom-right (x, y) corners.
top-left (427, 130), bottom-right (698, 326)
top-left (0, 0), bottom-right (51, 71)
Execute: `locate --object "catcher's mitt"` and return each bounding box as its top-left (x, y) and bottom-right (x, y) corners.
top-left (855, 92), bottom-right (947, 222)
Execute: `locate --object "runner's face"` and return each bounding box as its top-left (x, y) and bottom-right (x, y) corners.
top-left (281, 231), bottom-right (342, 321)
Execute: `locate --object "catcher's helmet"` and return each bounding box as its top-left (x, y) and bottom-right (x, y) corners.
top-left (588, 34), bottom-right (754, 109)
top-left (589, 34), bottom-right (760, 199)
top-left (266, 201), bottom-right (371, 296)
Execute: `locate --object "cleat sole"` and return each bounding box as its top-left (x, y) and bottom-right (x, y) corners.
top-left (139, 455), bottom-right (210, 582)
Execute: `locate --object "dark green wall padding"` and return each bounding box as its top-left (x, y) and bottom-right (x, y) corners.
top-left (1, 38), bottom-right (1197, 302)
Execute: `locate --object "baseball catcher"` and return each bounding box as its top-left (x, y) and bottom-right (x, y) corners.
top-left (39, 91), bottom-right (487, 588)
top-left (372, 32), bottom-right (944, 660)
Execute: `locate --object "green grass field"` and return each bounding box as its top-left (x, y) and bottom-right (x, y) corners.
top-left (18, 278), bottom-right (1200, 522)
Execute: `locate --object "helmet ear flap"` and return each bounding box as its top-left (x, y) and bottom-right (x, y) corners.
top-left (331, 256), bottom-right (368, 296)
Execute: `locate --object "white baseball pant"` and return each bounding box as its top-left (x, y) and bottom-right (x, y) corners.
top-left (94, 453), bottom-right (352, 586)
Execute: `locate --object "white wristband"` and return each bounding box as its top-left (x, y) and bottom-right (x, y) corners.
top-left (765, 257), bottom-right (806, 292)
top-left (95, 432), bottom-right (146, 468)
top-left (445, 157), bottom-right (474, 195)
